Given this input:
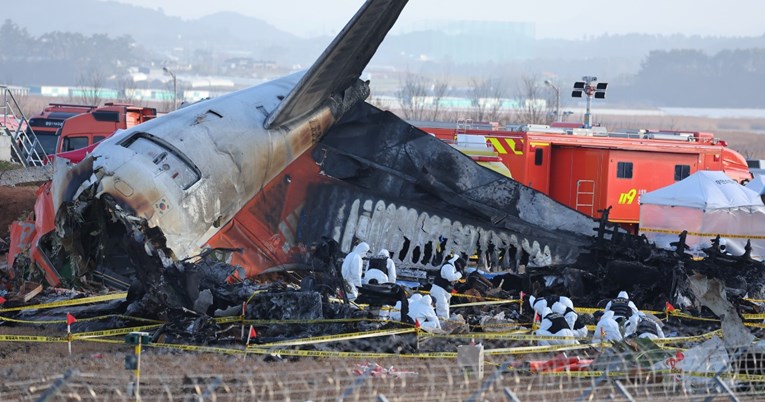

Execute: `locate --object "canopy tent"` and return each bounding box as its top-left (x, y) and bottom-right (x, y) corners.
top-left (746, 174), bottom-right (765, 195)
top-left (639, 171), bottom-right (765, 259)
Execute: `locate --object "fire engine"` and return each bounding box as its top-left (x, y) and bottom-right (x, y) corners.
top-left (419, 122), bottom-right (753, 231)
top-left (51, 103), bottom-right (157, 162)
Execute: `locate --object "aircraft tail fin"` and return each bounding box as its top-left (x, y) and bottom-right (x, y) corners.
top-left (265, 0), bottom-right (407, 129)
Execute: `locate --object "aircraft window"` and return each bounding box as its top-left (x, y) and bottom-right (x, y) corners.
top-left (64, 136), bottom-right (89, 151)
top-left (534, 148), bottom-right (543, 166)
top-left (616, 161), bottom-right (633, 179)
top-left (674, 164), bottom-right (691, 181)
top-left (124, 135), bottom-right (200, 190)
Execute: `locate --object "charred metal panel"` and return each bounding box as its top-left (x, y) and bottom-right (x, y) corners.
top-left (299, 103), bottom-right (596, 268)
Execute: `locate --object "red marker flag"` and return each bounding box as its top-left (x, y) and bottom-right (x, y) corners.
top-left (249, 326), bottom-right (257, 339)
top-left (415, 319), bottom-right (421, 330)
top-left (665, 301), bottom-right (676, 313)
top-left (0, 295), bottom-right (6, 304)
top-left (67, 312), bottom-right (77, 325)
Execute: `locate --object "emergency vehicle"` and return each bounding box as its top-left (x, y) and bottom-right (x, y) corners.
top-left (419, 122), bottom-right (753, 231)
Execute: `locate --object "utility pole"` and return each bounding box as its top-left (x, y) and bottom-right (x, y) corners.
top-left (163, 66), bottom-right (177, 111)
top-left (572, 76), bottom-right (607, 129)
top-left (544, 79), bottom-right (560, 122)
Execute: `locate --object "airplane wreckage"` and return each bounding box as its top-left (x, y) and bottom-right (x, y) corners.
top-left (3, 0), bottom-right (765, 354)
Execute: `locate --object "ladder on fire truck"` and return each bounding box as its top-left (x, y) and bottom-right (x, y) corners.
top-left (575, 180), bottom-right (595, 216)
top-left (1, 86), bottom-right (46, 167)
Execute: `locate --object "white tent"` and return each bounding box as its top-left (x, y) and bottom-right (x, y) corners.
top-left (639, 170), bottom-right (765, 259)
top-left (746, 174), bottom-right (765, 195)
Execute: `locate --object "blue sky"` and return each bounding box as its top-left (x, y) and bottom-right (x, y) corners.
top-left (111, 0), bottom-right (765, 39)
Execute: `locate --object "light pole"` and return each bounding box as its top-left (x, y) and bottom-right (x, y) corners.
top-left (572, 76), bottom-right (607, 129)
top-left (544, 79), bottom-right (560, 122)
top-left (162, 67), bottom-right (177, 110)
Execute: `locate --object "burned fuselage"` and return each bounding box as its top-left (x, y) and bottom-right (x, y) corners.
top-left (25, 0), bottom-right (600, 288)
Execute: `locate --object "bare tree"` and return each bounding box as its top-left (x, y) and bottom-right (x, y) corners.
top-left (396, 72), bottom-right (429, 121)
top-left (515, 75), bottom-right (549, 125)
top-left (427, 79), bottom-right (450, 121)
top-left (73, 69), bottom-right (106, 106)
top-left (116, 76), bottom-right (138, 103)
top-left (468, 78), bottom-right (506, 123)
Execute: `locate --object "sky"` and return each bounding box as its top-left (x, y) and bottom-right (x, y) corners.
top-left (109, 0), bottom-right (765, 39)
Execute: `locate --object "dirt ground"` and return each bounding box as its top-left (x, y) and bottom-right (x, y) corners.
top-left (0, 185), bottom-right (37, 239)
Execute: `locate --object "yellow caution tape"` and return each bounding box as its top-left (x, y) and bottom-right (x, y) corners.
top-left (72, 324), bottom-right (162, 339)
top-left (215, 317), bottom-right (402, 326)
top-left (653, 329), bottom-right (722, 344)
top-left (0, 334), bottom-right (66, 342)
top-left (421, 332), bottom-right (589, 342)
top-left (0, 292), bottom-right (127, 312)
top-left (254, 327), bottom-right (415, 348)
top-left (452, 299), bottom-right (517, 308)
top-left (742, 313), bottom-right (765, 320)
top-left (485, 343), bottom-right (595, 355)
top-left (0, 313), bottom-right (162, 326)
top-left (576, 307), bottom-right (664, 316)
top-left (246, 348), bottom-right (457, 359)
top-left (640, 227), bottom-right (765, 240)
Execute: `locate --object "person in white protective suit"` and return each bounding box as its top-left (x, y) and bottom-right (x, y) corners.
top-left (592, 310), bottom-right (623, 343)
top-left (408, 294), bottom-right (441, 331)
top-left (604, 291), bottom-right (640, 337)
top-left (529, 295), bottom-right (574, 324)
top-left (632, 311), bottom-right (665, 340)
top-left (430, 255), bottom-right (463, 319)
top-left (340, 242), bottom-right (370, 301)
top-left (362, 249), bottom-right (397, 285)
top-left (536, 306), bottom-right (577, 346)
top-left (389, 294), bottom-right (420, 322)
top-left (553, 301), bottom-right (588, 339)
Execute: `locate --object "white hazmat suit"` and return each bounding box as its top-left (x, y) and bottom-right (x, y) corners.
top-left (340, 242), bottom-right (369, 301)
top-left (362, 249), bottom-right (397, 284)
top-left (408, 294), bottom-right (441, 331)
top-left (536, 307), bottom-right (577, 346)
top-left (553, 301), bottom-right (588, 339)
top-left (592, 310), bottom-right (623, 343)
top-left (430, 255), bottom-right (463, 319)
top-left (604, 291), bottom-right (640, 337)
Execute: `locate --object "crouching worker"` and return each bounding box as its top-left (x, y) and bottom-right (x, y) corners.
top-left (632, 312), bottom-right (665, 340)
top-left (407, 294), bottom-right (441, 331)
top-left (592, 310), bottom-right (623, 343)
top-left (430, 255), bottom-right (464, 320)
top-left (604, 291), bottom-right (639, 336)
top-left (363, 249), bottom-right (397, 285)
top-left (536, 306), bottom-right (577, 346)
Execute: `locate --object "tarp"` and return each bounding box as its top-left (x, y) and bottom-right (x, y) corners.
top-left (745, 174), bottom-right (765, 195)
top-left (639, 171), bottom-right (765, 259)
top-left (641, 170), bottom-right (762, 209)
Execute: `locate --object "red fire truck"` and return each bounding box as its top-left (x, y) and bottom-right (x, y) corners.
top-left (420, 123), bottom-right (753, 231)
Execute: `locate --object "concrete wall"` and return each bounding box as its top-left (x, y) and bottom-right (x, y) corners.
top-left (0, 135), bottom-right (11, 161)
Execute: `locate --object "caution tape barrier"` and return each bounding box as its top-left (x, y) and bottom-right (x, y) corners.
top-left (0, 292), bottom-right (127, 312)
top-left (652, 329), bottom-right (722, 344)
top-left (452, 299), bottom-right (518, 308)
top-left (72, 325), bottom-right (163, 339)
top-left (421, 332), bottom-right (589, 342)
top-left (485, 343), bottom-right (595, 355)
top-left (0, 313), bottom-right (163, 326)
top-left (640, 227), bottom-right (765, 240)
top-left (0, 334), bottom-right (66, 343)
top-left (215, 317), bottom-right (405, 326)
top-left (254, 328), bottom-right (415, 348)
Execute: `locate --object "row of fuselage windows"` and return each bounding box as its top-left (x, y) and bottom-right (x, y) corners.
top-left (616, 161), bottom-right (690, 181)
